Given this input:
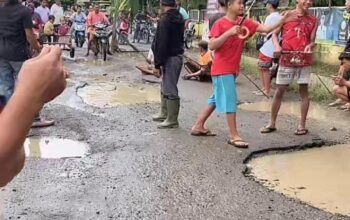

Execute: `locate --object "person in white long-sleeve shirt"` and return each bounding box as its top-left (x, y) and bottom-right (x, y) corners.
top-left (50, 0), bottom-right (64, 27)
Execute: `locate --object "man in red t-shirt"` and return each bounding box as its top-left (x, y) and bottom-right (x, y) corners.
top-left (190, 0), bottom-right (295, 148)
top-left (261, 0), bottom-right (318, 136)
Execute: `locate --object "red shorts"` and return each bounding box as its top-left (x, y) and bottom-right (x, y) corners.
top-left (258, 53), bottom-right (273, 69)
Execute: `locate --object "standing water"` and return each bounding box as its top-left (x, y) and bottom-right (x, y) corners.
top-left (24, 137), bottom-right (88, 159)
top-left (247, 145), bottom-right (350, 216)
top-left (239, 101), bottom-right (327, 120)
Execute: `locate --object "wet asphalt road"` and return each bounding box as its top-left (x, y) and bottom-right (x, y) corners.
top-left (1, 45), bottom-right (350, 220)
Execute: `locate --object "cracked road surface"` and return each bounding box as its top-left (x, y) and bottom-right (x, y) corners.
top-left (1, 48), bottom-right (350, 220)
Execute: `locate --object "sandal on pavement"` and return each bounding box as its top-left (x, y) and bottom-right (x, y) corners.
top-left (228, 139), bottom-right (249, 148)
top-left (260, 126), bottom-right (277, 134)
top-left (294, 128), bottom-right (309, 136)
top-left (190, 130), bottom-right (217, 136)
top-left (31, 119), bottom-right (55, 128)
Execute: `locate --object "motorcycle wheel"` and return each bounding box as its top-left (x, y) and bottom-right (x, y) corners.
top-left (102, 42), bottom-right (107, 61)
top-left (185, 35), bottom-right (193, 49)
top-left (70, 48), bottom-right (75, 58)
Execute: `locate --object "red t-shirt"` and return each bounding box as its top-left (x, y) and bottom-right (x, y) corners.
top-left (210, 17), bottom-right (259, 76)
top-left (281, 14), bottom-right (318, 67)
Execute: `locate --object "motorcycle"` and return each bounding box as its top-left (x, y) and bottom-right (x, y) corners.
top-left (92, 24), bottom-right (112, 61)
top-left (74, 20), bottom-right (86, 48)
top-left (184, 20), bottom-right (196, 49)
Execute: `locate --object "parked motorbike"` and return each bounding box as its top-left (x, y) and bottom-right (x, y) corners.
top-left (74, 20), bottom-right (86, 48)
top-left (92, 24), bottom-right (112, 61)
top-left (184, 20), bottom-right (196, 49)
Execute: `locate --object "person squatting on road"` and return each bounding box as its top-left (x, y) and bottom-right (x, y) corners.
top-left (256, 0), bottom-right (281, 97)
top-left (0, 47), bottom-right (67, 187)
top-left (330, 0), bottom-right (350, 109)
top-left (333, 48), bottom-right (350, 105)
top-left (260, 0), bottom-right (318, 136)
top-left (152, 0), bottom-right (185, 129)
top-left (190, 0), bottom-right (296, 148)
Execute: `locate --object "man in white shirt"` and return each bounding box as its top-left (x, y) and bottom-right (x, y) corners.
top-left (50, 0), bottom-right (64, 26)
top-left (35, 0), bottom-right (50, 23)
top-left (256, 0), bottom-right (282, 97)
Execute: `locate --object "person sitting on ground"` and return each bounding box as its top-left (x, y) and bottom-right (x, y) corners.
top-left (44, 15), bottom-right (55, 43)
top-left (332, 49), bottom-right (350, 108)
top-left (329, 0), bottom-right (350, 108)
top-left (0, 47), bottom-right (67, 187)
top-left (183, 40), bottom-right (212, 81)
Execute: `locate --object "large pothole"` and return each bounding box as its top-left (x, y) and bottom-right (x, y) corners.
top-left (246, 145), bottom-right (350, 216)
top-left (77, 82), bottom-right (160, 108)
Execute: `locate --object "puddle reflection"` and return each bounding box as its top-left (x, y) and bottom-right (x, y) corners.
top-left (239, 101), bottom-right (327, 120)
top-left (24, 137), bottom-right (88, 159)
top-left (77, 82), bottom-right (160, 107)
top-left (248, 145), bottom-right (350, 216)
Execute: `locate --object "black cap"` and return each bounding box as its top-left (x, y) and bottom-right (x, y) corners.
top-left (339, 45), bottom-right (350, 60)
top-left (161, 0), bottom-right (176, 6)
top-left (264, 0), bottom-right (279, 7)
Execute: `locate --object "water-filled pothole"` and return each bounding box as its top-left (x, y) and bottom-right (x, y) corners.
top-left (24, 137), bottom-right (89, 159)
top-left (239, 101), bottom-right (327, 120)
top-left (77, 82), bottom-right (160, 107)
top-left (247, 145), bottom-right (350, 216)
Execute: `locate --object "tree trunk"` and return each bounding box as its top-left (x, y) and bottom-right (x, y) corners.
top-left (111, 15), bottom-right (120, 52)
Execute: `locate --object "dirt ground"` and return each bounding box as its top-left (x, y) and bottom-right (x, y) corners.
top-left (1, 45), bottom-right (350, 220)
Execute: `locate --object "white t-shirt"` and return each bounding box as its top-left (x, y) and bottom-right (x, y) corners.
top-left (259, 12), bottom-right (282, 58)
top-left (50, 3), bottom-right (64, 25)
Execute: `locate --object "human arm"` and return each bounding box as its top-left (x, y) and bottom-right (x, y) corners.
top-left (154, 18), bottom-right (169, 70)
top-left (256, 11), bottom-right (297, 34)
top-left (23, 9), bottom-right (41, 54)
top-left (304, 19), bottom-right (319, 53)
top-left (0, 47), bottom-right (67, 187)
top-left (209, 25), bottom-right (242, 50)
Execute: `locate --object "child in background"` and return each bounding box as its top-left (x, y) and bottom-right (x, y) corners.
top-left (58, 18), bottom-right (70, 36)
top-left (44, 15), bottom-right (55, 43)
top-left (191, 0), bottom-right (294, 148)
top-left (183, 40), bottom-right (212, 81)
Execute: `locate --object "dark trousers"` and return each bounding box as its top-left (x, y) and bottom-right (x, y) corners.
top-left (161, 56), bottom-right (183, 100)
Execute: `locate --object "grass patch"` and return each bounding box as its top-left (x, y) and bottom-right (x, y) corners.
top-left (309, 83), bottom-right (334, 103)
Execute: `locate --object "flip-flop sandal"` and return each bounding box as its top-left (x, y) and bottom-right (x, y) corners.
top-left (31, 119), bottom-right (55, 128)
top-left (182, 75), bottom-right (190, 80)
top-left (228, 139), bottom-right (249, 148)
top-left (190, 130), bottom-right (217, 136)
top-left (294, 128), bottom-right (309, 136)
top-left (260, 126), bottom-right (277, 134)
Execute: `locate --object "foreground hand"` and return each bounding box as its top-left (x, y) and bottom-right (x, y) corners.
top-left (153, 68), bottom-right (162, 78)
top-left (17, 46), bottom-right (67, 105)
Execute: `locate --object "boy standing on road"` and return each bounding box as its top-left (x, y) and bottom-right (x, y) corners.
top-left (191, 0), bottom-right (294, 148)
top-left (261, 0), bottom-right (318, 136)
top-left (152, 0), bottom-right (184, 129)
top-left (256, 0), bottom-right (281, 97)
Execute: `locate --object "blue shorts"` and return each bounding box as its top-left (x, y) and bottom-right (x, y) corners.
top-left (0, 58), bottom-right (23, 106)
top-left (208, 74), bottom-right (237, 113)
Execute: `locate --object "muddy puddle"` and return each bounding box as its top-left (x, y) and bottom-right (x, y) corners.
top-left (247, 145), bottom-right (350, 216)
top-left (77, 82), bottom-right (160, 107)
top-left (239, 101), bottom-right (327, 120)
top-left (24, 137), bottom-right (88, 159)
